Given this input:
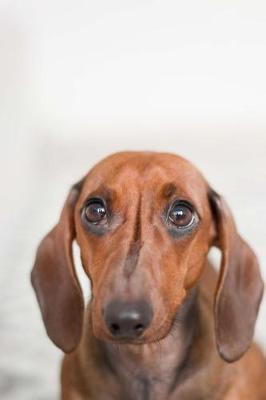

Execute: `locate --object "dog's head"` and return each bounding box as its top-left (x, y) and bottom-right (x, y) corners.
top-left (31, 152), bottom-right (263, 362)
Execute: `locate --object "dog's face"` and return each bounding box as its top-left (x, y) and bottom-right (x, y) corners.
top-left (75, 152), bottom-right (214, 344)
top-left (31, 152), bottom-right (263, 362)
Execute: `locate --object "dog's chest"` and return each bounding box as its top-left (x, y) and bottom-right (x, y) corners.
top-left (106, 344), bottom-right (186, 400)
top-left (118, 370), bottom-right (173, 400)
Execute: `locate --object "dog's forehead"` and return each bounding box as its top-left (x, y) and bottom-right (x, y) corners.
top-left (79, 152), bottom-right (208, 206)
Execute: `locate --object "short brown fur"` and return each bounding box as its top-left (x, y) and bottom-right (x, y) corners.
top-left (31, 152), bottom-right (266, 399)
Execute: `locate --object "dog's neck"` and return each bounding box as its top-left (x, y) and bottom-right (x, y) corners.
top-left (89, 289), bottom-right (206, 400)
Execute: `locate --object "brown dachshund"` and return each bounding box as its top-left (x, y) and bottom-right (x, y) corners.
top-left (31, 152), bottom-right (266, 400)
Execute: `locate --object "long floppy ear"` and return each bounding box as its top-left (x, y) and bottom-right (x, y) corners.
top-left (209, 190), bottom-right (264, 362)
top-left (31, 182), bottom-right (84, 353)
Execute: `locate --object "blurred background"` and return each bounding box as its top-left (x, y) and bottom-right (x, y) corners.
top-left (0, 1), bottom-right (265, 399)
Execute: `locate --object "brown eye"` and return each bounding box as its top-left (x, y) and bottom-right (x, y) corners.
top-left (168, 202), bottom-right (195, 228)
top-left (84, 200), bottom-right (106, 224)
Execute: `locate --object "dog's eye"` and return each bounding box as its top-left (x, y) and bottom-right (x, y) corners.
top-left (84, 200), bottom-right (106, 224)
top-left (168, 202), bottom-right (195, 228)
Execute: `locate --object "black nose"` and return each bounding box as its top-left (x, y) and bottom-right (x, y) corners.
top-left (104, 300), bottom-right (153, 339)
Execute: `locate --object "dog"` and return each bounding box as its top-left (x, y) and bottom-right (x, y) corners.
top-left (31, 151), bottom-right (266, 399)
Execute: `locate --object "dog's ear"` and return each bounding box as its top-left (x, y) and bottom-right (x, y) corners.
top-left (31, 181), bottom-right (84, 353)
top-left (209, 189), bottom-right (264, 362)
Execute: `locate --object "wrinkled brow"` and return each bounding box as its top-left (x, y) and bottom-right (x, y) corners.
top-left (83, 185), bottom-right (116, 204)
top-left (160, 183), bottom-right (177, 199)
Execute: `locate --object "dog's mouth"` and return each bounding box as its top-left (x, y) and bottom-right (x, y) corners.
top-left (90, 289), bottom-right (196, 346)
top-left (91, 309), bottom-right (177, 346)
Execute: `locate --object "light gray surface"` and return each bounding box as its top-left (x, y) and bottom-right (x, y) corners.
top-left (0, 1), bottom-right (266, 399)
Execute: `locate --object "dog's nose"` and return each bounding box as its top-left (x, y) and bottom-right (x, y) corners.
top-left (104, 300), bottom-right (153, 339)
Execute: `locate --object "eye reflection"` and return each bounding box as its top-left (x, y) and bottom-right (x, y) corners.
top-left (83, 199), bottom-right (107, 224)
top-left (167, 201), bottom-right (197, 229)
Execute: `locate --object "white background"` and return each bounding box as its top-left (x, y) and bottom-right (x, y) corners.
top-left (0, 1), bottom-right (265, 399)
